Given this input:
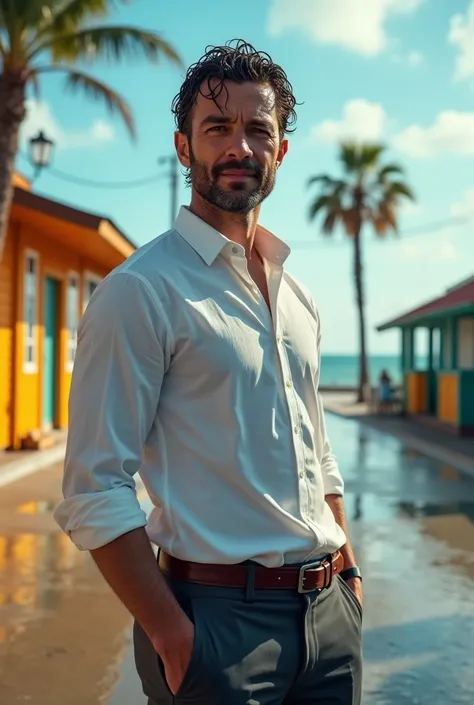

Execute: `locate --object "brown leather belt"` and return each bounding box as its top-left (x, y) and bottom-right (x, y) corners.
top-left (158, 550), bottom-right (344, 593)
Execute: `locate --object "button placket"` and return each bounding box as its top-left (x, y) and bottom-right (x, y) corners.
top-left (277, 342), bottom-right (309, 513)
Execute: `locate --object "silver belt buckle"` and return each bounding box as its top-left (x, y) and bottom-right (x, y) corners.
top-left (297, 560), bottom-right (324, 593)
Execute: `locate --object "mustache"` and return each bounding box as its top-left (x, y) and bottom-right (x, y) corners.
top-left (212, 160), bottom-right (263, 179)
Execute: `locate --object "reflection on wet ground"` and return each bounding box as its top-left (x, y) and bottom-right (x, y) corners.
top-left (0, 415), bottom-right (473, 703)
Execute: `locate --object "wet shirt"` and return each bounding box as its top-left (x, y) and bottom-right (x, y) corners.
top-left (54, 206), bottom-right (346, 567)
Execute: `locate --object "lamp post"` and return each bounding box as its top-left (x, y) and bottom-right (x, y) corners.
top-left (28, 130), bottom-right (54, 180)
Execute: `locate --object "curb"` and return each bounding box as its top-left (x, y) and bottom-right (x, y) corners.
top-left (0, 443), bottom-right (67, 489)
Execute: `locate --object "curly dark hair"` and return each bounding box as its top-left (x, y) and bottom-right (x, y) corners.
top-left (171, 39), bottom-right (298, 139)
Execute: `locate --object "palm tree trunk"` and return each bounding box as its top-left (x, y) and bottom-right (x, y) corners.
top-left (353, 225), bottom-right (369, 403)
top-left (0, 76), bottom-right (26, 263)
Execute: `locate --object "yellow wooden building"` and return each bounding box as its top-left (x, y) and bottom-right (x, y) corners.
top-left (0, 174), bottom-right (136, 450)
top-left (377, 276), bottom-right (474, 436)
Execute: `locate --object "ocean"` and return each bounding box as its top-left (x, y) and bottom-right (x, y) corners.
top-left (320, 354), bottom-right (402, 388)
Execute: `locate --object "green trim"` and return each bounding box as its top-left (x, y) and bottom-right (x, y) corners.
top-left (439, 326), bottom-right (445, 370)
top-left (408, 328), bottom-right (415, 370)
top-left (451, 318), bottom-right (458, 370)
top-left (428, 328), bottom-right (434, 371)
top-left (458, 370), bottom-right (474, 426)
top-left (377, 303), bottom-right (474, 331)
top-left (401, 328), bottom-right (406, 372)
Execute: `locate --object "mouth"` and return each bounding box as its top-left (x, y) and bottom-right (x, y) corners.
top-left (219, 171), bottom-right (257, 179)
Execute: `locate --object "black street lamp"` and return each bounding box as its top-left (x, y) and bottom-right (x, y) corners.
top-left (28, 130), bottom-right (54, 179)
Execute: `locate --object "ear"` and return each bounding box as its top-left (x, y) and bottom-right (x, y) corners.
top-left (175, 131), bottom-right (190, 169)
top-left (276, 138), bottom-right (289, 167)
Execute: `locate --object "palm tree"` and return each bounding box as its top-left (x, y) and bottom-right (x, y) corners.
top-left (0, 0), bottom-right (182, 261)
top-left (308, 143), bottom-right (415, 403)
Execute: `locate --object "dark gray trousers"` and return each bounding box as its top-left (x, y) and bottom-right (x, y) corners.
top-left (133, 571), bottom-right (362, 704)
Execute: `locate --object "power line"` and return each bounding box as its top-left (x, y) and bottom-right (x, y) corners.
top-left (47, 165), bottom-right (167, 189)
top-left (288, 210), bottom-right (474, 250)
top-left (16, 149), bottom-right (474, 245)
top-left (18, 150), bottom-right (166, 189)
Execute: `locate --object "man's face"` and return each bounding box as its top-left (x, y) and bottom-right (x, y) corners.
top-left (175, 80), bottom-right (288, 214)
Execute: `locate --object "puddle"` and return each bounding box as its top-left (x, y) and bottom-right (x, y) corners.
top-left (326, 414), bottom-right (474, 527)
top-left (1, 419), bottom-right (474, 703)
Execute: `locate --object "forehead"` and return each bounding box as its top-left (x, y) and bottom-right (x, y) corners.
top-left (192, 80), bottom-right (277, 124)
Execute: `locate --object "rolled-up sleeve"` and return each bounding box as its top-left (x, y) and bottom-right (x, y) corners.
top-left (316, 392), bottom-right (344, 496)
top-left (314, 307), bottom-right (344, 497)
top-left (53, 271), bottom-right (171, 550)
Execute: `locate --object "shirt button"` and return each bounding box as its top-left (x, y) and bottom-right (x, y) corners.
top-left (300, 471), bottom-right (305, 479)
top-left (231, 246), bottom-right (239, 255)
top-left (294, 426), bottom-right (300, 435)
top-left (286, 380), bottom-right (292, 388)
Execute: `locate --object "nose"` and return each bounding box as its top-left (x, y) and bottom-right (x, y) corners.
top-left (225, 129), bottom-right (253, 162)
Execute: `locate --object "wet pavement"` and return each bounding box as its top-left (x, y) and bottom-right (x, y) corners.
top-left (0, 414), bottom-right (474, 704)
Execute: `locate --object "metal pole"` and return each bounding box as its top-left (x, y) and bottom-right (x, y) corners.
top-left (158, 155), bottom-right (179, 229)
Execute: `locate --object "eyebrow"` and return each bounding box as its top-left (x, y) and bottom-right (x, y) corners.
top-left (200, 115), bottom-right (274, 130)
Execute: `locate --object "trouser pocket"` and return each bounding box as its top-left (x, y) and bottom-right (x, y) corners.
top-left (337, 574), bottom-right (363, 622)
top-left (156, 595), bottom-right (206, 700)
top-left (134, 579), bottom-right (302, 705)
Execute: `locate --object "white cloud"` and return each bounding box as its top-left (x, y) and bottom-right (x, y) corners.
top-left (394, 231), bottom-right (461, 262)
top-left (448, 0), bottom-right (474, 81)
top-left (20, 100), bottom-right (115, 151)
top-left (392, 110), bottom-right (474, 157)
top-left (391, 49), bottom-right (425, 66)
top-left (267, 0), bottom-right (424, 56)
top-left (407, 50), bottom-right (425, 66)
top-left (450, 187), bottom-right (474, 217)
top-left (312, 99), bottom-right (388, 144)
top-left (311, 101), bottom-right (474, 159)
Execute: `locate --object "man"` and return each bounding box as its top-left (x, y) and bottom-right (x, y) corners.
top-left (54, 39), bottom-right (363, 705)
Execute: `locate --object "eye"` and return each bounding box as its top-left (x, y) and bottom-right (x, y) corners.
top-left (207, 125), bottom-right (227, 132)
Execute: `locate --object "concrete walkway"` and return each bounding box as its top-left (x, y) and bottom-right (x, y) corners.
top-left (322, 391), bottom-right (474, 480)
top-left (2, 395), bottom-right (474, 489)
top-left (0, 435), bottom-right (67, 489)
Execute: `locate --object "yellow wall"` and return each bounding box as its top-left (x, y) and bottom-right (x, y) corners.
top-left (405, 371), bottom-right (427, 413)
top-left (438, 373), bottom-right (458, 425)
top-left (0, 223), bottom-right (15, 448)
top-left (5, 220), bottom-right (110, 449)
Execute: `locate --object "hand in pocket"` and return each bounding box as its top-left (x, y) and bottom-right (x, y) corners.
top-left (159, 616), bottom-right (196, 695)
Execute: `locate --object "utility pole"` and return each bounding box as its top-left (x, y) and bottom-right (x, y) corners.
top-left (158, 155), bottom-right (179, 228)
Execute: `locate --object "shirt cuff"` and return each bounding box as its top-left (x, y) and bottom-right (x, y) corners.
top-left (53, 485), bottom-right (148, 551)
top-left (322, 460), bottom-right (345, 497)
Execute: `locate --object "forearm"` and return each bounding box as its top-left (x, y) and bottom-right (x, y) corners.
top-left (90, 527), bottom-right (186, 655)
top-left (325, 494), bottom-right (357, 569)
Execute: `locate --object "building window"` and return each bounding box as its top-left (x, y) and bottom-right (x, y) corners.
top-left (66, 273), bottom-right (79, 370)
top-left (82, 272), bottom-right (102, 312)
top-left (23, 251), bottom-right (38, 372)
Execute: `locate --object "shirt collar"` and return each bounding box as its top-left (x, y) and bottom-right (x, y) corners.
top-left (174, 206), bottom-right (291, 267)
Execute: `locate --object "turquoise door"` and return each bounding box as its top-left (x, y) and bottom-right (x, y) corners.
top-left (43, 277), bottom-right (58, 428)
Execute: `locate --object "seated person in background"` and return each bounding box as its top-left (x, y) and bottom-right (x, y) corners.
top-left (378, 369), bottom-right (393, 406)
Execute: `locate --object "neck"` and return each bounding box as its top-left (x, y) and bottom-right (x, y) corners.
top-left (189, 191), bottom-right (261, 259)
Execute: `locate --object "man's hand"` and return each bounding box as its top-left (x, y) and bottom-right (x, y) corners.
top-left (154, 614), bottom-right (195, 695)
top-left (346, 577), bottom-right (363, 608)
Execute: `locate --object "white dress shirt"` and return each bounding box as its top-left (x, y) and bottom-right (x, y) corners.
top-left (54, 206), bottom-right (346, 567)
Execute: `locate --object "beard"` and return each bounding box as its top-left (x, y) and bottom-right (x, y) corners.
top-left (189, 147), bottom-right (277, 214)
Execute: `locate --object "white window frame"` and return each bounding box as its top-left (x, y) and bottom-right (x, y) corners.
top-left (23, 249), bottom-right (39, 374)
top-left (82, 270), bottom-right (102, 313)
top-left (66, 271), bottom-right (80, 372)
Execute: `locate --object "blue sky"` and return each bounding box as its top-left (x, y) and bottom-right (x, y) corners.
top-left (17, 0), bottom-right (474, 354)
